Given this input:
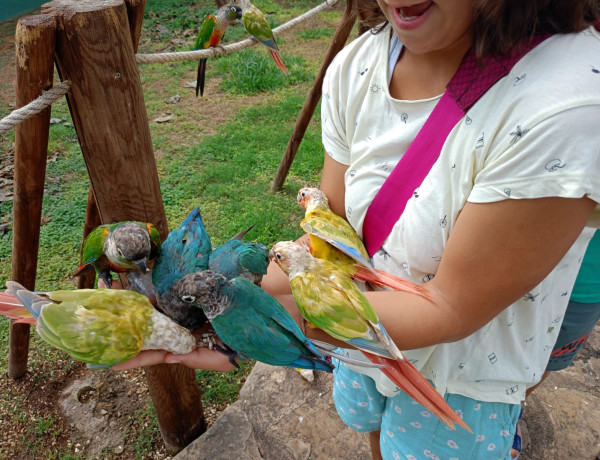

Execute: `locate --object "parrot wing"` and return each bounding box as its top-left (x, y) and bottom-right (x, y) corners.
top-left (152, 207), bottom-right (212, 294)
top-left (74, 225), bottom-right (110, 274)
top-left (194, 15), bottom-right (217, 51)
top-left (242, 8), bottom-right (276, 48)
top-left (301, 208), bottom-right (372, 267)
top-left (212, 280), bottom-right (332, 371)
top-left (6, 282), bottom-right (153, 367)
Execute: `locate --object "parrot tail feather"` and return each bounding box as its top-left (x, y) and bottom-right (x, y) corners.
top-left (352, 265), bottom-right (433, 302)
top-left (73, 263), bottom-right (93, 277)
top-left (0, 290), bottom-right (36, 324)
top-left (268, 49), bottom-right (288, 74)
top-left (196, 58), bottom-right (207, 97)
top-left (229, 224), bottom-right (255, 241)
top-left (363, 352), bottom-right (473, 433)
top-left (310, 339), bottom-right (389, 369)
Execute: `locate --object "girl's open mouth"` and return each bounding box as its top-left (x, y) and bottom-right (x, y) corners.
top-left (396, 1), bottom-right (433, 21)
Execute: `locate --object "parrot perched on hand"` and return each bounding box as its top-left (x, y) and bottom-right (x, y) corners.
top-left (270, 241), bottom-right (472, 432)
top-left (297, 187), bottom-right (430, 296)
top-left (194, 3), bottom-right (243, 97)
top-left (152, 207), bottom-right (213, 331)
top-left (0, 282), bottom-right (196, 368)
top-left (234, 0), bottom-right (288, 74)
top-left (73, 221), bottom-right (162, 289)
top-left (172, 270), bottom-right (334, 371)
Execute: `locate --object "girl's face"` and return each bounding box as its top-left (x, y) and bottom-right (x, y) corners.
top-left (377, 0), bottom-right (474, 55)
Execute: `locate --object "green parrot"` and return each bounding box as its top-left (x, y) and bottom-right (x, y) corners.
top-left (297, 187), bottom-right (431, 296)
top-left (73, 221), bottom-right (162, 289)
top-left (270, 240), bottom-right (472, 432)
top-left (234, 0), bottom-right (288, 74)
top-left (1, 282), bottom-right (196, 368)
top-left (194, 3), bottom-right (243, 97)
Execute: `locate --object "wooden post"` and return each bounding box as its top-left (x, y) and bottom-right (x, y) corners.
top-left (9, 14), bottom-right (57, 379)
top-left (42, 0), bottom-right (205, 451)
top-left (77, 0), bottom-right (146, 290)
top-left (271, 0), bottom-right (357, 191)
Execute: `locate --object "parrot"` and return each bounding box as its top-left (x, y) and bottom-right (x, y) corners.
top-left (234, 0), bottom-right (288, 74)
top-left (73, 221), bottom-right (162, 290)
top-left (0, 282), bottom-right (196, 368)
top-left (270, 241), bottom-right (472, 433)
top-left (193, 3), bottom-right (243, 97)
top-left (297, 187), bottom-right (431, 296)
top-left (208, 239), bottom-right (270, 286)
top-left (152, 207), bottom-right (213, 331)
top-left (172, 270), bottom-right (334, 371)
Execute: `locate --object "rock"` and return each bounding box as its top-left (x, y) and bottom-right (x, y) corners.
top-left (175, 363), bottom-right (370, 460)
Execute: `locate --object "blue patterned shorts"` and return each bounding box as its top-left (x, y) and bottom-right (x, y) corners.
top-left (332, 361), bottom-right (521, 460)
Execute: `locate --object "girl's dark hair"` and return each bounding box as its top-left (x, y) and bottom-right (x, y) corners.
top-left (356, 1), bottom-right (600, 59)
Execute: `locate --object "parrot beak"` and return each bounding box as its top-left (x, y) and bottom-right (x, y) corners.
top-left (134, 258), bottom-right (148, 273)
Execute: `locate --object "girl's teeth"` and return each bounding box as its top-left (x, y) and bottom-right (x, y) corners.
top-left (398, 9), bottom-right (418, 20)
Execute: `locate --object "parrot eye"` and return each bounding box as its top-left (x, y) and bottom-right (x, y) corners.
top-left (181, 295), bottom-right (196, 303)
top-left (275, 252), bottom-right (284, 261)
top-left (117, 248), bottom-right (125, 257)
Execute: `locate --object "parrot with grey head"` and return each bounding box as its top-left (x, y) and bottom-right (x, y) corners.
top-left (194, 3), bottom-right (243, 97)
top-left (73, 221), bottom-right (161, 290)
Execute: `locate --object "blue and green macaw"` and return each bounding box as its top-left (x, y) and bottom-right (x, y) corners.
top-left (234, 0), bottom-right (288, 74)
top-left (194, 3), bottom-right (242, 97)
top-left (297, 187), bottom-right (431, 295)
top-left (152, 207), bottom-right (213, 331)
top-left (270, 240), bottom-right (472, 432)
top-left (1, 282), bottom-right (195, 368)
top-left (172, 270), bottom-right (333, 371)
top-left (73, 221), bottom-right (162, 289)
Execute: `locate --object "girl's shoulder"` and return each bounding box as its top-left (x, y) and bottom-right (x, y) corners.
top-left (327, 25), bottom-right (390, 76)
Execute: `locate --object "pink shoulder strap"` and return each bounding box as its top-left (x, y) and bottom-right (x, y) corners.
top-left (362, 35), bottom-right (550, 257)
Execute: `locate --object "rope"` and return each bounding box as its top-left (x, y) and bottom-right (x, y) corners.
top-left (136, 0), bottom-right (341, 64)
top-left (0, 0), bottom-right (342, 133)
top-left (0, 80), bottom-right (71, 136)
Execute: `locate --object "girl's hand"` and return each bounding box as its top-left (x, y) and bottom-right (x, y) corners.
top-left (112, 347), bottom-right (238, 372)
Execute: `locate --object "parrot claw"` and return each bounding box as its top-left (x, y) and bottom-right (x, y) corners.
top-left (215, 343), bottom-right (240, 369)
top-left (99, 272), bottom-right (113, 289)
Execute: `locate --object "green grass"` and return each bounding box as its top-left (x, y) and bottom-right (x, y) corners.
top-left (0, 0), bottom-right (340, 457)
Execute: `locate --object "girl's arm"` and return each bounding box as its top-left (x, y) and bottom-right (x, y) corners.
top-left (299, 154), bottom-right (597, 350)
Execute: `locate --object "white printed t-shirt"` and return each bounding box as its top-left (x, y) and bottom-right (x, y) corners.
top-left (321, 25), bottom-right (600, 404)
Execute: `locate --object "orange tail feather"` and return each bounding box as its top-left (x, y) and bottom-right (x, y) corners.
top-left (268, 49), bottom-right (288, 74)
top-left (0, 291), bottom-right (36, 325)
top-left (352, 266), bottom-right (432, 302)
top-left (363, 352), bottom-right (473, 433)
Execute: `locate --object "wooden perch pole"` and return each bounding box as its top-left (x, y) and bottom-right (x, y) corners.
top-left (9, 14), bottom-right (57, 379)
top-left (271, 0), bottom-right (357, 191)
top-left (42, 0), bottom-right (205, 451)
top-left (77, 0), bottom-right (147, 289)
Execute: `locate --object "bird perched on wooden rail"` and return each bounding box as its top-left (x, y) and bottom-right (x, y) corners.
top-left (234, 0), bottom-right (288, 74)
top-left (194, 3), bottom-right (243, 97)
